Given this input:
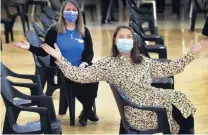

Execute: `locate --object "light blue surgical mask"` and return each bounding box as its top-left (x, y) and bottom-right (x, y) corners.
top-left (116, 39), bottom-right (134, 53)
top-left (63, 10), bottom-right (78, 23)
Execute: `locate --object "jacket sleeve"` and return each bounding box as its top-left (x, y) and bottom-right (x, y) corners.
top-left (81, 27), bottom-right (94, 64)
top-left (57, 56), bottom-right (111, 83)
top-left (150, 52), bottom-right (195, 78)
top-left (29, 24), bottom-right (56, 57)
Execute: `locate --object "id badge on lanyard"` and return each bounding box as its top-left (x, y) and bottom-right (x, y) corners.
top-left (54, 72), bottom-right (58, 84)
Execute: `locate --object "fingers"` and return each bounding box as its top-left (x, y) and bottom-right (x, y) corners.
top-left (191, 40), bottom-right (195, 47)
top-left (54, 43), bottom-right (60, 51)
top-left (13, 42), bottom-right (22, 47)
top-left (201, 40), bottom-right (208, 48)
top-left (20, 40), bottom-right (27, 44)
top-left (54, 43), bottom-right (58, 49)
top-left (41, 44), bottom-right (50, 53)
top-left (41, 43), bottom-right (55, 55)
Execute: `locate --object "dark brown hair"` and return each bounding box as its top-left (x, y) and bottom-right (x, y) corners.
top-left (111, 25), bottom-right (142, 64)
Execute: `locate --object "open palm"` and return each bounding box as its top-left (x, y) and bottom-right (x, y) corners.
top-left (41, 43), bottom-right (62, 61)
top-left (191, 40), bottom-right (208, 55)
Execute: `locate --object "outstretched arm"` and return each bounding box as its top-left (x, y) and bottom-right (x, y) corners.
top-left (150, 40), bottom-right (208, 78)
top-left (41, 43), bottom-right (110, 83)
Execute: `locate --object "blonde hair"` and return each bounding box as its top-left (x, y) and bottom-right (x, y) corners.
top-left (57, 0), bottom-right (85, 36)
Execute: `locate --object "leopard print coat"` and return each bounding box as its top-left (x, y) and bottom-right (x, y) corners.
top-left (57, 52), bottom-right (196, 133)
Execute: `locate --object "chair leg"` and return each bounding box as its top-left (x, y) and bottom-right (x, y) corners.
top-left (59, 88), bottom-right (68, 115)
top-left (119, 120), bottom-right (127, 134)
top-left (25, 15), bottom-right (30, 31)
top-left (10, 26), bottom-right (14, 41)
top-left (92, 101), bottom-right (96, 114)
top-left (1, 40), bottom-right (2, 50)
top-left (4, 23), bottom-right (9, 44)
top-left (159, 49), bottom-right (167, 59)
top-left (67, 88), bottom-right (76, 126)
top-left (20, 14), bottom-right (26, 33)
top-left (45, 85), bottom-right (55, 96)
top-left (3, 113), bottom-right (12, 134)
top-left (191, 10), bottom-right (197, 31)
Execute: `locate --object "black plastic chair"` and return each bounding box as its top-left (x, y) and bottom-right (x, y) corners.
top-left (108, 83), bottom-right (171, 134)
top-left (127, 0), bottom-right (153, 15)
top-left (32, 21), bottom-right (47, 38)
top-left (24, 31), bottom-right (71, 120)
top-left (43, 6), bottom-right (59, 21)
top-left (27, 0), bottom-right (48, 13)
top-left (190, 0), bottom-right (208, 31)
top-left (24, 31), bottom-right (63, 95)
top-left (129, 19), bottom-right (164, 45)
top-left (3, 0), bottom-right (30, 33)
top-left (129, 13), bottom-right (163, 45)
top-left (49, 0), bottom-right (62, 12)
top-left (36, 50), bottom-right (97, 126)
top-left (129, 21), bottom-right (167, 59)
top-left (25, 30), bottom-right (97, 126)
top-left (22, 31), bottom-right (46, 86)
top-left (1, 0), bottom-right (16, 43)
top-left (1, 76), bottom-right (62, 134)
top-left (38, 13), bottom-right (53, 31)
top-left (1, 62), bottom-right (43, 105)
top-left (1, 62), bottom-right (44, 133)
top-left (134, 33), bottom-right (174, 89)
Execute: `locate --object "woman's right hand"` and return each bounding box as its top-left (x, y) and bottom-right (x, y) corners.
top-left (13, 40), bottom-right (30, 50)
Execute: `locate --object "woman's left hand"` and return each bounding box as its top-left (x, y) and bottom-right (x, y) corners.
top-left (190, 40), bottom-right (208, 55)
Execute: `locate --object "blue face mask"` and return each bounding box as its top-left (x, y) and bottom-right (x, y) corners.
top-left (63, 10), bottom-right (78, 23)
top-left (116, 39), bottom-right (134, 53)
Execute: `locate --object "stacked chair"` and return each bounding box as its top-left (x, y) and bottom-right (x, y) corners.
top-left (190, 0), bottom-right (208, 31)
top-left (1, 63), bottom-right (62, 134)
top-left (32, 21), bottom-right (46, 38)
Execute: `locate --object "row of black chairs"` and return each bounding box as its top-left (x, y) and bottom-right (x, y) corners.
top-left (1, 63), bottom-right (62, 134)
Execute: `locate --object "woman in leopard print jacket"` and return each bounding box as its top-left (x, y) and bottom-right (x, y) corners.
top-left (39, 25), bottom-right (208, 134)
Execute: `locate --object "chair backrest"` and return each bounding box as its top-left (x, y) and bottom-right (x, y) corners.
top-left (1, 76), bottom-right (20, 131)
top-left (129, 21), bottom-right (143, 37)
top-left (1, 62), bottom-right (16, 78)
top-left (31, 22), bottom-right (46, 38)
top-left (43, 6), bottom-right (57, 20)
top-left (1, 0), bottom-right (12, 18)
top-left (1, 76), bottom-right (57, 134)
top-left (25, 31), bottom-right (43, 47)
top-left (108, 83), bottom-right (133, 131)
top-left (130, 12), bottom-right (156, 34)
top-left (49, 0), bottom-right (61, 12)
top-left (109, 83), bottom-right (170, 134)
top-left (134, 33), bottom-right (150, 57)
top-left (38, 13), bottom-right (53, 31)
top-left (24, 31), bottom-right (51, 68)
top-left (192, 0), bottom-right (208, 11)
top-left (127, 0), bottom-right (151, 14)
top-left (1, 76), bottom-right (17, 104)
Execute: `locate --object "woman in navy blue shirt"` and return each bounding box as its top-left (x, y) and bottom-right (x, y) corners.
top-left (14, 0), bottom-right (99, 126)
